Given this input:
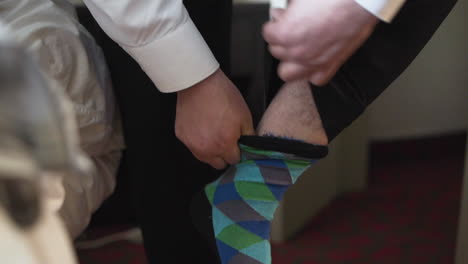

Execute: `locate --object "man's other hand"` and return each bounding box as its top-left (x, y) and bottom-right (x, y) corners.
top-left (176, 69), bottom-right (255, 169)
top-left (263, 0), bottom-right (379, 86)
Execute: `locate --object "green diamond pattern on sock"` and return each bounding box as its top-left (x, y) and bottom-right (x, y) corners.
top-left (217, 224), bottom-right (264, 250)
top-left (206, 144), bottom-right (320, 264)
top-left (205, 184), bottom-right (216, 204)
top-left (235, 182), bottom-right (277, 201)
top-left (241, 145), bottom-right (286, 159)
top-left (284, 159), bottom-right (314, 183)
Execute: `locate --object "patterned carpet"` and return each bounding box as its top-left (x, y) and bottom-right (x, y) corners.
top-left (77, 134), bottom-right (466, 264)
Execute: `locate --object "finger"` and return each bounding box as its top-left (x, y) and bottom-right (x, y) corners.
top-left (270, 8), bottom-right (286, 22)
top-left (263, 8), bottom-right (285, 44)
top-left (309, 71), bottom-right (328, 87)
top-left (208, 157), bottom-right (227, 170)
top-left (262, 22), bottom-right (281, 45)
top-left (223, 145), bottom-right (241, 165)
top-left (191, 151), bottom-right (224, 169)
top-left (278, 61), bottom-right (313, 82)
top-left (270, 45), bottom-right (311, 62)
top-left (262, 18), bottom-right (293, 46)
top-left (268, 45), bottom-right (289, 60)
top-left (309, 63), bottom-right (341, 86)
top-left (309, 50), bottom-right (351, 86)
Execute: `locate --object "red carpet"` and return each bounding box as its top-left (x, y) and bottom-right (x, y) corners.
top-left (77, 134), bottom-right (466, 264)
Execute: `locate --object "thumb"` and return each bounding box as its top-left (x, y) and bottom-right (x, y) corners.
top-left (278, 61), bottom-right (312, 82)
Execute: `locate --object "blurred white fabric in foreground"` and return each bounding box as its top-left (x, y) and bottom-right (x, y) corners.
top-left (0, 0), bottom-right (124, 238)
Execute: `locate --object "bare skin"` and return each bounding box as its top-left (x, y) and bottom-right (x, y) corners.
top-left (256, 80), bottom-right (328, 146)
top-left (176, 69), bottom-right (255, 169)
top-left (263, 0), bottom-right (379, 85)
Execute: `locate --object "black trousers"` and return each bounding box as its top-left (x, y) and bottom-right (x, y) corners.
top-left (80, 0), bottom-right (232, 263)
top-left (79, 0), bottom-right (457, 262)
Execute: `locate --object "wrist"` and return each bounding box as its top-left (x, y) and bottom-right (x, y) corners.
top-left (348, 0), bottom-right (380, 25)
top-left (178, 68), bottom-right (222, 97)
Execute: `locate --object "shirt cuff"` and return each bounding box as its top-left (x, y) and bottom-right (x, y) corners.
top-left (353, 0), bottom-right (405, 23)
top-left (122, 19), bottom-right (220, 93)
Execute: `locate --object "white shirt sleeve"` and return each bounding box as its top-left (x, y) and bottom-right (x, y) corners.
top-left (82, 0), bottom-right (220, 93)
top-left (353, 0), bottom-right (406, 23)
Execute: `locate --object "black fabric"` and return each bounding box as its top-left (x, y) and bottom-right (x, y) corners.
top-left (79, 1), bottom-right (232, 263)
top-left (267, 0), bottom-right (458, 141)
top-left (190, 190), bottom-right (220, 260)
top-left (239, 136), bottom-right (328, 159)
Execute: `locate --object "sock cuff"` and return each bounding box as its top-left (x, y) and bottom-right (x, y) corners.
top-left (239, 135), bottom-right (328, 159)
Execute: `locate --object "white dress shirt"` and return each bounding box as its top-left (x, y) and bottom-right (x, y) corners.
top-left (354, 0), bottom-right (405, 22)
top-left (83, 0), bottom-right (405, 93)
top-left (82, 0), bottom-right (219, 93)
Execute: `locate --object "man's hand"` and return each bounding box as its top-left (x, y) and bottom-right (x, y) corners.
top-left (176, 69), bottom-right (255, 169)
top-left (263, 0), bottom-right (379, 86)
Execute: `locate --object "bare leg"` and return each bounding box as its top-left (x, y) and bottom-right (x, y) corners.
top-left (257, 80), bottom-right (328, 146)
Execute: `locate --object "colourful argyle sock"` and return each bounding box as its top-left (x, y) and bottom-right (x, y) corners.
top-left (204, 136), bottom-right (327, 264)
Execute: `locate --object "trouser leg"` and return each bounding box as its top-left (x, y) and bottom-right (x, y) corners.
top-left (267, 0), bottom-right (458, 141)
top-left (79, 0), bottom-right (233, 262)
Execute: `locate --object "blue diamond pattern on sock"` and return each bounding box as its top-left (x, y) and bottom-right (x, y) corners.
top-left (216, 240), bottom-right (239, 264)
top-left (266, 184), bottom-right (289, 201)
top-left (214, 183), bottom-right (242, 205)
top-left (238, 221), bottom-right (271, 240)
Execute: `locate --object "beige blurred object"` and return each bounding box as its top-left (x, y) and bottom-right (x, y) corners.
top-left (0, 171), bottom-right (77, 264)
top-left (0, 28), bottom-right (77, 263)
top-left (271, 113), bottom-right (369, 242)
top-left (0, 0), bottom-right (125, 238)
top-left (455, 132), bottom-right (468, 264)
top-left (0, 205), bottom-right (77, 264)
